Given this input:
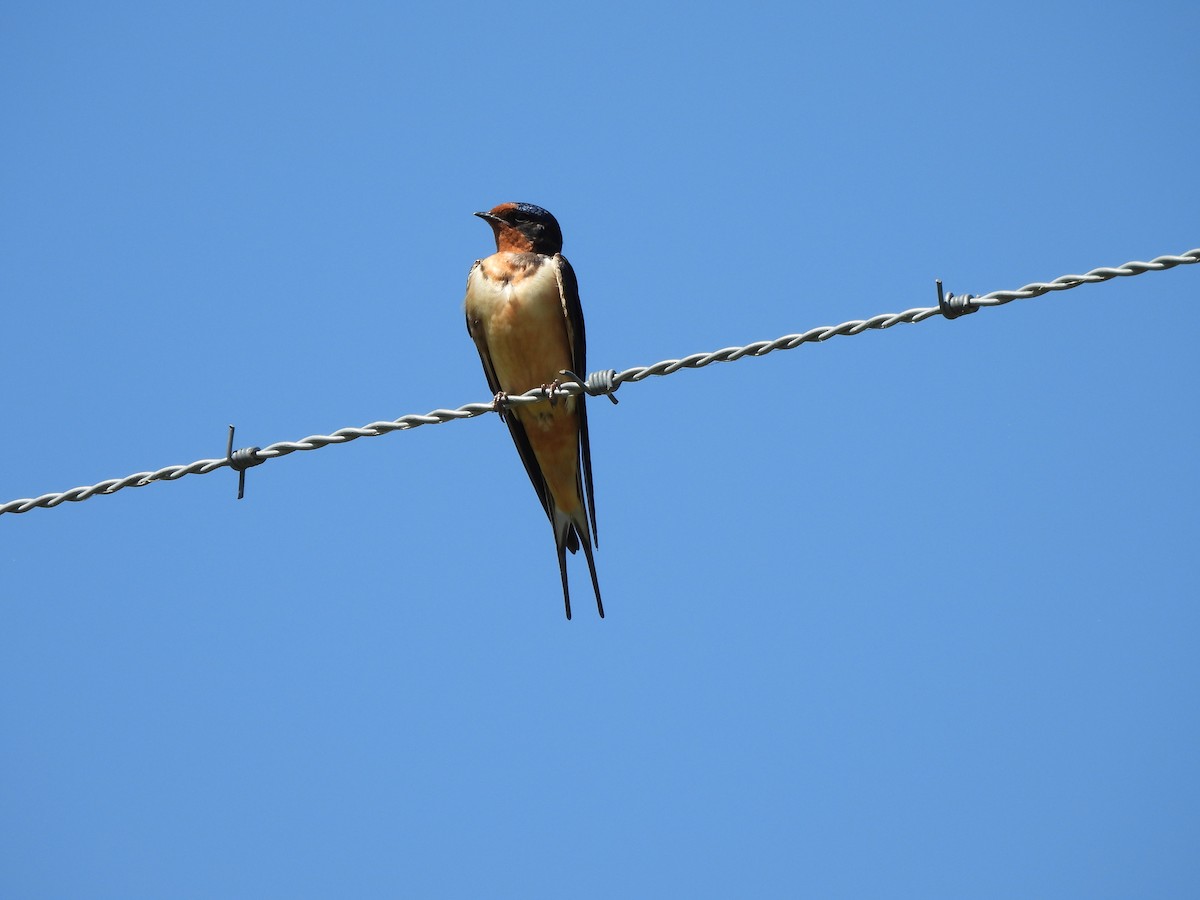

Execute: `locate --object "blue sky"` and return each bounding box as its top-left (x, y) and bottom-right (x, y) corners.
top-left (3, 2), bottom-right (1198, 897)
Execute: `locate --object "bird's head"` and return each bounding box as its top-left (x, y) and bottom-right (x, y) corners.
top-left (475, 202), bottom-right (563, 255)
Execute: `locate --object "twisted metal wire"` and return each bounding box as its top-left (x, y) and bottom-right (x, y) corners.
top-left (609, 249), bottom-right (1199, 385)
top-left (3, 247), bottom-right (1196, 516)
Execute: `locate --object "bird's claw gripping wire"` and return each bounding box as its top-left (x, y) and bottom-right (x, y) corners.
top-left (492, 391), bottom-right (510, 421)
top-left (541, 379), bottom-right (564, 407)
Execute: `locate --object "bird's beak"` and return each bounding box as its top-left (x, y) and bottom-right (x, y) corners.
top-left (474, 211), bottom-right (502, 225)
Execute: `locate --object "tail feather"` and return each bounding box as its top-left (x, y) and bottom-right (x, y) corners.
top-left (552, 506), bottom-right (602, 619)
top-left (555, 539), bottom-right (572, 620)
top-left (579, 532), bottom-right (604, 618)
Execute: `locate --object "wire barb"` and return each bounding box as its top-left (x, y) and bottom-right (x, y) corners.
top-left (2, 246), bottom-right (1196, 517)
top-left (936, 279), bottom-right (979, 320)
top-left (560, 368), bottom-right (620, 405)
top-left (226, 425), bottom-right (264, 501)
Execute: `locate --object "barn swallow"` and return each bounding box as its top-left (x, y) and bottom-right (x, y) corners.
top-left (464, 202), bottom-right (603, 620)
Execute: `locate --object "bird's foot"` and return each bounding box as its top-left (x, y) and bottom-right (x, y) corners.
top-left (492, 391), bottom-right (509, 421)
top-left (542, 379), bottom-right (563, 407)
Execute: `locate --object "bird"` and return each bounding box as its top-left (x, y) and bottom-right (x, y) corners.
top-left (464, 202), bottom-right (603, 620)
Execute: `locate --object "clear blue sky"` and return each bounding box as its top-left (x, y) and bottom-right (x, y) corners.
top-left (3, 2), bottom-right (1198, 897)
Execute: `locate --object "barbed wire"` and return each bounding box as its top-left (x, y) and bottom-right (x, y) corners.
top-left (3, 247), bottom-right (1196, 516)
